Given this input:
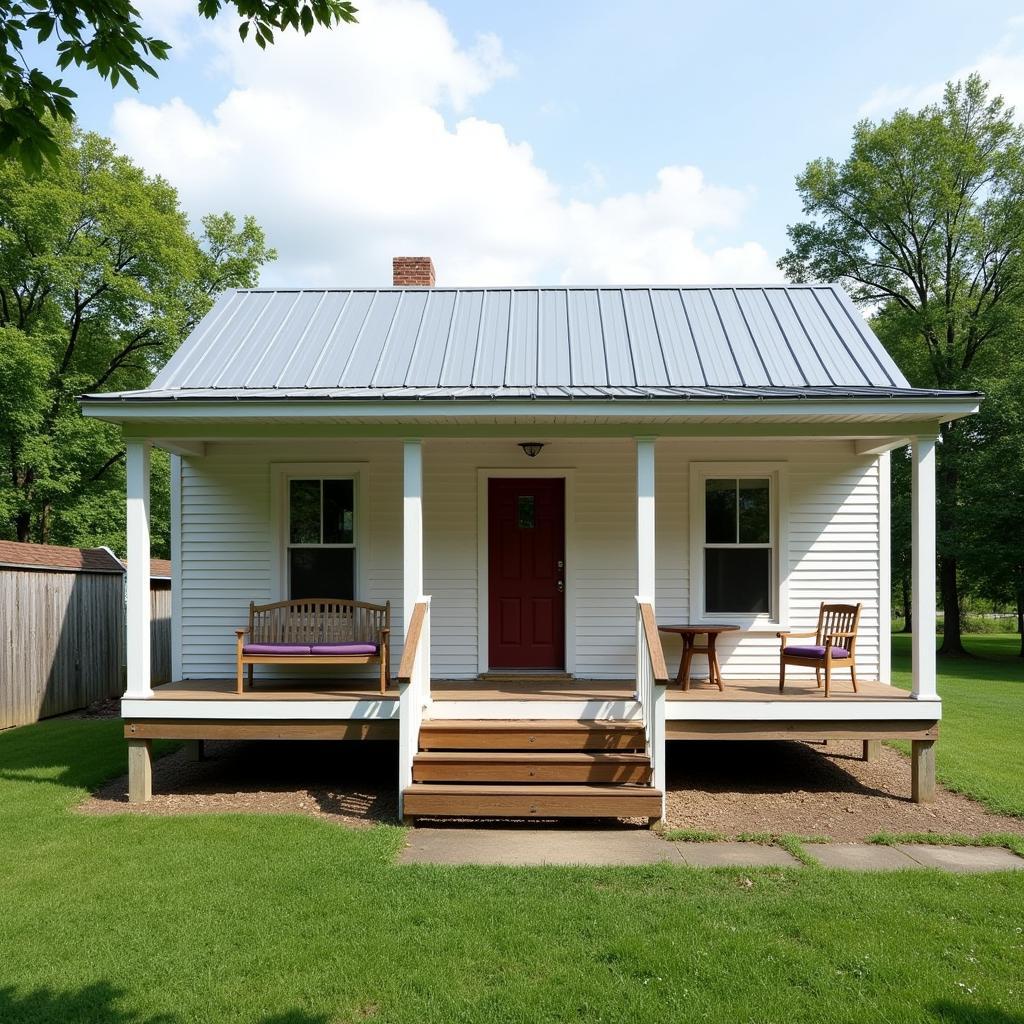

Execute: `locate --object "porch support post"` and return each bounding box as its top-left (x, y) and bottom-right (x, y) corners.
top-left (127, 739), bottom-right (152, 804)
top-left (636, 438), bottom-right (656, 602)
top-left (125, 439), bottom-right (152, 700)
top-left (403, 440), bottom-right (424, 641)
top-left (911, 436), bottom-right (937, 700)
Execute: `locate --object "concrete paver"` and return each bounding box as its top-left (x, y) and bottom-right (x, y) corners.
top-left (398, 830), bottom-right (1024, 871)
top-left (808, 843), bottom-right (922, 870)
top-left (671, 841), bottom-right (800, 868)
top-left (896, 844), bottom-right (1024, 873)
top-left (399, 828), bottom-right (676, 866)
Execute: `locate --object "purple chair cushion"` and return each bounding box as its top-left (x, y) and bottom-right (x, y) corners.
top-left (783, 644), bottom-right (851, 659)
top-left (310, 643), bottom-right (378, 656)
top-left (243, 643), bottom-right (312, 655)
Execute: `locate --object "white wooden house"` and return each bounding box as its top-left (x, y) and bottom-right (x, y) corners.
top-left (81, 258), bottom-right (979, 822)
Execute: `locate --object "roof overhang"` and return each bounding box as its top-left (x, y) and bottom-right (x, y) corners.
top-left (80, 394), bottom-right (981, 444)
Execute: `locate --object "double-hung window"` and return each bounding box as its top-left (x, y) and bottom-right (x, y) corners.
top-left (690, 463), bottom-right (786, 623)
top-left (286, 477), bottom-right (356, 599)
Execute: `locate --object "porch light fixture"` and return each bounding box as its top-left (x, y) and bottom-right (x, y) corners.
top-left (518, 442), bottom-right (544, 458)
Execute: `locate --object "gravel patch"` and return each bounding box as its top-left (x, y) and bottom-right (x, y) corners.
top-left (80, 740), bottom-right (398, 827)
top-left (77, 733), bottom-right (1024, 841)
top-left (663, 739), bottom-right (1024, 840)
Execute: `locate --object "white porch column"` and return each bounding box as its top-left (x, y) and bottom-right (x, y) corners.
top-left (125, 439), bottom-right (152, 699)
top-left (911, 435), bottom-right (937, 699)
top-left (403, 440), bottom-right (424, 637)
top-left (636, 438), bottom-right (656, 602)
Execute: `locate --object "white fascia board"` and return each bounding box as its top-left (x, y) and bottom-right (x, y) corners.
top-left (80, 397), bottom-right (981, 425)
top-left (425, 699), bottom-right (643, 721)
top-left (665, 698), bottom-right (941, 722)
top-left (121, 698), bottom-right (400, 720)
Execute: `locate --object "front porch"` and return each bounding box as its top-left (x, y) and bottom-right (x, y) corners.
top-left (105, 415), bottom-right (953, 820)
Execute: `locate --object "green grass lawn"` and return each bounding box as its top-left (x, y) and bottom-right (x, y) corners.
top-left (892, 633), bottom-right (1024, 817)
top-left (2, 721), bottom-right (1024, 1023)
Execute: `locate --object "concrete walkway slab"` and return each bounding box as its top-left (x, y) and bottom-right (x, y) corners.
top-left (399, 828), bottom-right (676, 866)
top-left (896, 844), bottom-right (1024, 873)
top-left (672, 841), bottom-right (800, 868)
top-left (809, 843), bottom-right (921, 870)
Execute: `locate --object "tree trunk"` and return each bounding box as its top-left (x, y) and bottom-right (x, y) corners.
top-left (938, 553), bottom-right (965, 654)
top-left (901, 571), bottom-right (912, 633)
top-left (15, 509), bottom-right (31, 543)
top-left (936, 426), bottom-right (966, 656)
top-left (1017, 593), bottom-right (1024, 659)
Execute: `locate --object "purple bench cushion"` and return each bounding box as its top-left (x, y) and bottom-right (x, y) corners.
top-left (310, 643), bottom-right (378, 656)
top-left (783, 645), bottom-right (851, 659)
top-left (243, 643), bottom-right (312, 655)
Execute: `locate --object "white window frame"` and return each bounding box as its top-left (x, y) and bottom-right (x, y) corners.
top-left (270, 462), bottom-right (368, 602)
top-left (688, 461), bottom-right (788, 629)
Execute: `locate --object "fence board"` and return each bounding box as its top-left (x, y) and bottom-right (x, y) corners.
top-left (0, 568), bottom-right (172, 728)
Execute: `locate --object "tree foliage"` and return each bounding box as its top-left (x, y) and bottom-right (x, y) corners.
top-left (781, 74), bottom-right (1024, 654)
top-left (0, 120), bottom-right (275, 554)
top-left (0, 0), bottom-right (358, 172)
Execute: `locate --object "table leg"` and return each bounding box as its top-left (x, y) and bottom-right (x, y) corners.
top-left (709, 635), bottom-right (725, 692)
top-left (678, 635), bottom-right (694, 691)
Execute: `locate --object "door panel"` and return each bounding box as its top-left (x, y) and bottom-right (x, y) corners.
top-left (488, 478), bottom-right (565, 669)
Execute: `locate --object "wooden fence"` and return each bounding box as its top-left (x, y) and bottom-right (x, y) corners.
top-left (0, 567), bottom-right (172, 729)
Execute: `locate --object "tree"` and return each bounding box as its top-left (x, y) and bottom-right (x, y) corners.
top-left (780, 74), bottom-right (1024, 655)
top-left (0, 0), bottom-right (358, 171)
top-left (0, 120), bottom-right (275, 554)
top-left (959, 375), bottom-right (1024, 657)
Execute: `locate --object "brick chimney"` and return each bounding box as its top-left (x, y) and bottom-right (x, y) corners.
top-left (392, 256), bottom-right (436, 287)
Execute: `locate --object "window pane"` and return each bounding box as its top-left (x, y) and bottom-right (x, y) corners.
top-left (323, 479), bottom-right (354, 544)
top-left (289, 547), bottom-right (354, 600)
top-left (705, 548), bottom-right (771, 614)
top-left (705, 479), bottom-right (737, 544)
top-left (289, 480), bottom-right (320, 544)
top-left (738, 478), bottom-right (770, 543)
top-left (517, 495), bottom-right (535, 529)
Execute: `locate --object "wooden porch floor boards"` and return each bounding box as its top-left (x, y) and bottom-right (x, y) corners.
top-left (149, 676), bottom-right (911, 702)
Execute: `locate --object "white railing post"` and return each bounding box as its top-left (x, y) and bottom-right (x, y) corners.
top-left (397, 596), bottom-right (430, 822)
top-left (636, 597), bottom-right (667, 822)
top-left (911, 436), bottom-right (937, 699)
top-left (125, 439), bottom-right (152, 699)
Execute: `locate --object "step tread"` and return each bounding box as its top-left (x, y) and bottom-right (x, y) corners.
top-left (422, 720), bottom-right (643, 732)
top-left (406, 783), bottom-right (661, 796)
top-left (413, 751), bottom-right (649, 763)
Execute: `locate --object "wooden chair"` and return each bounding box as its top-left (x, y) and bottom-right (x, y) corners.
top-left (235, 599), bottom-right (391, 695)
top-left (777, 602), bottom-right (861, 697)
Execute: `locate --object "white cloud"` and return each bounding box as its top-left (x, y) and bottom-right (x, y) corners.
top-left (113, 0), bottom-right (777, 286)
top-left (859, 17), bottom-right (1024, 117)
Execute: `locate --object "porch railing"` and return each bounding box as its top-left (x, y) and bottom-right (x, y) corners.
top-left (635, 597), bottom-right (668, 819)
top-left (397, 596), bottom-right (431, 821)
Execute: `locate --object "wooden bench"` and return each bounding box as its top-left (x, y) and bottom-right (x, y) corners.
top-left (235, 599), bottom-right (391, 695)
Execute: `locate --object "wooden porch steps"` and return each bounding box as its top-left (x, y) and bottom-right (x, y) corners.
top-left (403, 720), bottom-right (661, 821)
top-left (412, 750), bottom-right (652, 784)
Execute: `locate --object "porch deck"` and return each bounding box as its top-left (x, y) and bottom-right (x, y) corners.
top-left (147, 675), bottom-right (912, 703)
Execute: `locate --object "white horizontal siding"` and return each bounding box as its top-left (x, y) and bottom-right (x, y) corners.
top-left (178, 437), bottom-right (883, 683)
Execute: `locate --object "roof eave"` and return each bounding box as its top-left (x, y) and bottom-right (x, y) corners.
top-left (79, 393), bottom-right (982, 426)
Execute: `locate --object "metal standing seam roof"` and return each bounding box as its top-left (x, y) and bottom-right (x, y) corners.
top-left (97, 284), bottom-right (925, 401)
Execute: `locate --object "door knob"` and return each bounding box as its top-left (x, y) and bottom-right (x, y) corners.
top-left (556, 580), bottom-right (564, 593)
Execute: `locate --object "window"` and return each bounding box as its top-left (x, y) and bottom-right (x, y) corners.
top-left (690, 463), bottom-right (786, 623)
top-left (286, 478), bottom-right (355, 599)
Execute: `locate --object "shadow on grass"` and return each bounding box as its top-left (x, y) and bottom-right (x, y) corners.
top-left (928, 1000), bottom-right (1024, 1023)
top-left (0, 982), bottom-right (337, 1024)
top-left (0, 720), bottom-right (177, 797)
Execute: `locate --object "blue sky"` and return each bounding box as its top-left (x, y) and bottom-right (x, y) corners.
top-left (45, 0), bottom-right (1024, 286)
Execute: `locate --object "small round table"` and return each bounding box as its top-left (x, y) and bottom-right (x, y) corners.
top-left (657, 624), bottom-right (740, 691)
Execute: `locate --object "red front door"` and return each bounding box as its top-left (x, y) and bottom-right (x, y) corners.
top-left (488, 478), bottom-right (565, 670)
